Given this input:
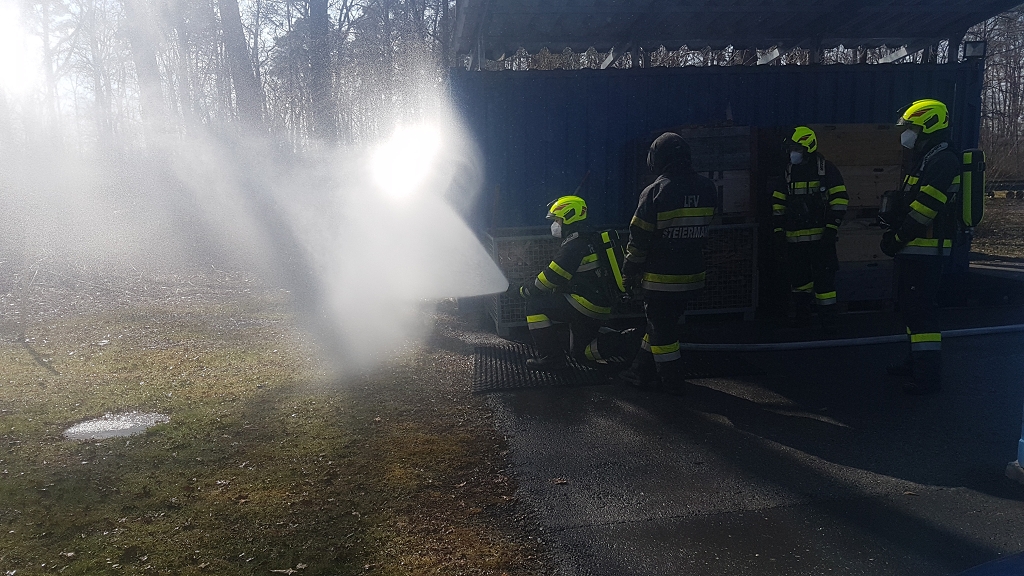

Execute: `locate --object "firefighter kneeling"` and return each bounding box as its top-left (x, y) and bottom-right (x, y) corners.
top-left (519, 195), bottom-right (637, 371)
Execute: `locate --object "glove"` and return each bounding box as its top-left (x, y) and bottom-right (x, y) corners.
top-left (879, 230), bottom-right (905, 258)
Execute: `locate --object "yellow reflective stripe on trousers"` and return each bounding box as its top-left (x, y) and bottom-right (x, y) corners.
top-left (631, 215), bottom-right (655, 232)
top-left (565, 293), bottom-right (611, 319)
top-left (651, 341), bottom-right (681, 362)
top-left (773, 190), bottom-right (787, 200)
top-left (828, 185), bottom-right (847, 195)
top-left (792, 281), bottom-right (814, 293)
top-left (585, 337), bottom-right (608, 363)
top-left (910, 332), bottom-right (941, 351)
top-left (816, 291), bottom-right (837, 305)
top-left (786, 228), bottom-right (823, 242)
top-left (641, 271), bottom-right (706, 292)
top-left (526, 314), bottom-right (551, 329)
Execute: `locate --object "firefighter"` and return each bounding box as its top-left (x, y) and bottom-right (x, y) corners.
top-left (519, 195), bottom-right (633, 370)
top-left (619, 132), bottom-right (718, 390)
top-left (880, 99), bottom-right (959, 395)
top-left (771, 126), bottom-right (848, 333)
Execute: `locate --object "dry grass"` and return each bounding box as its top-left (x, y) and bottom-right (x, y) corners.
top-left (0, 266), bottom-right (546, 575)
top-left (972, 196), bottom-right (1024, 260)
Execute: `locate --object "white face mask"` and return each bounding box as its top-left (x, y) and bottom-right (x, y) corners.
top-left (901, 129), bottom-right (918, 149)
top-left (789, 151), bottom-right (804, 165)
top-left (550, 220), bottom-right (562, 238)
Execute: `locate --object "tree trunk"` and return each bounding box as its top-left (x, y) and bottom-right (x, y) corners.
top-left (217, 0), bottom-right (263, 129)
top-left (86, 1), bottom-right (113, 145)
top-left (122, 0), bottom-right (166, 143)
top-left (308, 0), bottom-right (336, 140)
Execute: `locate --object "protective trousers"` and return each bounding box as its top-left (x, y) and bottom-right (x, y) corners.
top-left (526, 293), bottom-right (624, 362)
top-left (630, 291), bottom-right (691, 384)
top-left (895, 256), bottom-right (943, 386)
top-left (786, 240), bottom-right (838, 324)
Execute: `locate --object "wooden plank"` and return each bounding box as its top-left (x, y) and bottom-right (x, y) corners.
top-left (808, 123), bottom-right (903, 166)
top-left (674, 126), bottom-right (751, 172)
top-left (837, 218), bottom-right (887, 262)
top-left (838, 165), bottom-right (901, 208)
top-left (701, 169), bottom-right (750, 214)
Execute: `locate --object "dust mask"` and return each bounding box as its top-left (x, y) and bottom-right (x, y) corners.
top-left (789, 151), bottom-right (804, 165)
top-left (550, 221), bottom-right (562, 238)
top-left (901, 129), bottom-right (918, 149)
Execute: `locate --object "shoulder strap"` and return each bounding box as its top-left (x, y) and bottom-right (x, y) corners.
top-left (918, 142), bottom-right (949, 173)
top-left (817, 156), bottom-right (825, 178)
top-left (595, 230), bottom-right (626, 293)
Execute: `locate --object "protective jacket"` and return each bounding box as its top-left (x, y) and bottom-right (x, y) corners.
top-left (892, 141), bottom-right (960, 257)
top-left (624, 167), bottom-right (718, 292)
top-left (524, 224), bottom-right (614, 319)
top-left (771, 154), bottom-right (848, 242)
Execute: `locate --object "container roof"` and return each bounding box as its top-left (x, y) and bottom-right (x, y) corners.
top-left (453, 0), bottom-right (1023, 55)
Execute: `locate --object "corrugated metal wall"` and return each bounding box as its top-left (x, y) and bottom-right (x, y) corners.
top-left (452, 62), bottom-right (983, 230)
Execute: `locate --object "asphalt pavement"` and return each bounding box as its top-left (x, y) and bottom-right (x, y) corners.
top-left (482, 308), bottom-right (1024, 576)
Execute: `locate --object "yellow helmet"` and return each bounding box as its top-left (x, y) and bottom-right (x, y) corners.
top-left (898, 99), bottom-right (948, 134)
top-left (547, 195), bottom-right (587, 225)
top-left (789, 126), bottom-right (817, 154)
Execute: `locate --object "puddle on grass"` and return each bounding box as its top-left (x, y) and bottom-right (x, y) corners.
top-left (63, 412), bottom-right (170, 440)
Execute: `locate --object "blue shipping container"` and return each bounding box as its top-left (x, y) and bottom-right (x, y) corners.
top-left (451, 62), bottom-right (984, 230)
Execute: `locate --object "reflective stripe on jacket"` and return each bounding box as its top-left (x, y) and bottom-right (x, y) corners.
top-left (771, 154), bottom-right (848, 242)
top-left (531, 225), bottom-right (613, 317)
top-left (625, 168), bottom-right (718, 293)
top-left (895, 143), bottom-right (960, 258)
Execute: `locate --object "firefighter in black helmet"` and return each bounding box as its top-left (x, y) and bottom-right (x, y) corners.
top-left (519, 195), bottom-right (634, 370)
top-left (879, 99), bottom-right (959, 395)
top-left (619, 132), bottom-right (718, 391)
top-left (771, 126), bottom-right (849, 333)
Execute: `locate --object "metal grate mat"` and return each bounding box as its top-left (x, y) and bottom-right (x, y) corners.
top-left (473, 344), bottom-right (765, 393)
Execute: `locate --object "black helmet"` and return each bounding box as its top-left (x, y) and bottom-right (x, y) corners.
top-left (647, 132), bottom-right (691, 174)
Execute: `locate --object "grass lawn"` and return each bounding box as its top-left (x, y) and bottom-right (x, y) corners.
top-left (0, 266), bottom-right (545, 575)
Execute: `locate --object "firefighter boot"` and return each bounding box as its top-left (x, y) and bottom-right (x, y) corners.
top-left (655, 359), bottom-right (695, 396)
top-left (819, 305), bottom-right (839, 337)
top-left (786, 292), bottom-right (813, 327)
top-left (619, 349), bottom-right (658, 389)
top-left (904, 352), bottom-right (941, 395)
top-left (526, 325), bottom-right (567, 371)
top-left (885, 355), bottom-right (914, 381)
